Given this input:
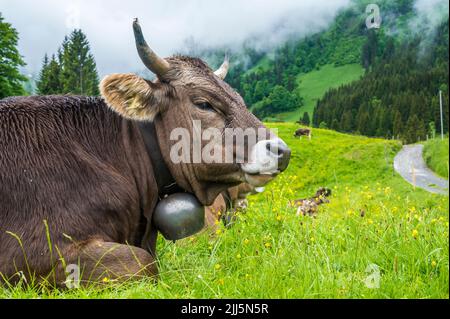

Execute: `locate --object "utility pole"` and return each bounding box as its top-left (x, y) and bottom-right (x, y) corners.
top-left (439, 90), bottom-right (444, 140)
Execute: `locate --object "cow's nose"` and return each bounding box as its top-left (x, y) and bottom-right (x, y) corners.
top-left (265, 139), bottom-right (291, 172)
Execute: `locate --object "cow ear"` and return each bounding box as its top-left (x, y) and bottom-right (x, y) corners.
top-left (100, 73), bottom-right (172, 121)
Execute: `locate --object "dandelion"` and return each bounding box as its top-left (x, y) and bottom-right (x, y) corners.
top-left (368, 219), bottom-right (374, 225)
top-left (216, 229), bottom-right (222, 235)
top-left (276, 215), bottom-right (282, 221)
top-left (264, 242), bottom-right (272, 248)
top-left (102, 277), bottom-right (110, 283)
top-left (215, 264), bottom-right (221, 270)
top-left (412, 229), bottom-right (419, 239)
top-left (431, 260), bottom-right (437, 268)
top-left (243, 238), bottom-right (250, 245)
top-left (218, 278), bottom-right (225, 285)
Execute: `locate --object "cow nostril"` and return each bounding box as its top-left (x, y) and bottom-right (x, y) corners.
top-left (266, 141), bottom-right (285, 157)
top-left (266, 141), bottom-right (286, 157)
top-left (260, 139), bottom-right (291, 173)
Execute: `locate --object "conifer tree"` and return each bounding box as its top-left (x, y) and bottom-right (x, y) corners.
top-left (36, 29), bottom-right (99, 96)
top-left (301, 112), bottom-right (311, 126)
top-left (60, 30), bottom-right (99, 95)
top-left (0, 13), bottom-right (26, 98)
top-left (37, 54), bottom-right (63, 95)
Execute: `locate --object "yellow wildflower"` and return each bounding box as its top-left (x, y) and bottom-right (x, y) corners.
top-left (412, 229), bottom-right (419, 239)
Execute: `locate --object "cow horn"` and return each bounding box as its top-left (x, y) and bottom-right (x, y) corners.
top-left (133, 18), bottom-right (170, 77)
top-left (214, 54), bottom-right (230, 80)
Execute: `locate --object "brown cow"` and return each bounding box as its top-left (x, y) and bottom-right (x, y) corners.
top-left (294, 128), bottom-right (311, 138)
top-left (0, 19), bottom-right (290, 286)
top-left (289, 187), bottom-right (332, 216)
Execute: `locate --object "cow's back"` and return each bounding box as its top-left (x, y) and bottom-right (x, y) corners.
top-left (0, 96), bottom-right (151, 279)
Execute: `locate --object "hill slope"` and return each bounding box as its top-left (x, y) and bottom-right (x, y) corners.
top-left (281, 63), bottom-right (364, 121)
top-left (423, 138), bottom-right (449, 178)
top-left (2, 124), bottom-right (447, 298)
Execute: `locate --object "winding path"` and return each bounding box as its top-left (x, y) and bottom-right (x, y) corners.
top-left (394, 144), bottom-right (448, 195)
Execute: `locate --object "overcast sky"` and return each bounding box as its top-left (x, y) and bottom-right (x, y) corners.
top-left (0, 0), bottom-right (351, 77)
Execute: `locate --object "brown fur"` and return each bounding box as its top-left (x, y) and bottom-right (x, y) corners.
top-left (0, 95), bottom-right (157, 286)
top-left (294, 128), bottom-right (311, 137)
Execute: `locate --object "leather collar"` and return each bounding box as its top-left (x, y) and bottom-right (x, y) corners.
top-left (137, 121), bottom-right (183, 198)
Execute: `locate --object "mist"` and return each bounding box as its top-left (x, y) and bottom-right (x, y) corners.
top-left (410, 0), bottom-right (449, 55)
top-left (0, 0), bottom-right (351, 77)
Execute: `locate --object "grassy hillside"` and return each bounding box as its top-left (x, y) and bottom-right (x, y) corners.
top-left (1, 124), bottom-right (448, 298)
top-left (423, 138), bottom-right (449, 179)
top-left (280, 64), bottom-right (364, 122)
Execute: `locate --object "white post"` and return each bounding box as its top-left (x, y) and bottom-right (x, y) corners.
top-left (439, 90), bottom-right (444, 140)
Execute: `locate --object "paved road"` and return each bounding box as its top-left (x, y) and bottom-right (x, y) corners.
top-left (394, 144), bottom-right (449, 195)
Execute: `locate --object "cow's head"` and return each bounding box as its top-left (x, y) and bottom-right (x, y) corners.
top-left (100, 19), bottom-right (290, 205)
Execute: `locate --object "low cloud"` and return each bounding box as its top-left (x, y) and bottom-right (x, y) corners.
top-left (0, 0), bottom-right (350, 76)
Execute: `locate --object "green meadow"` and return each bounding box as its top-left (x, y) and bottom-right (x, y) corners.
top-left (279, 64), bottom-right (364, 122)
top-left (1, 123), bottom-right (448, 298)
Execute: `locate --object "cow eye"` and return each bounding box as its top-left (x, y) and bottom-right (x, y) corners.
top-left (195, 102), bottom-right (215, 112)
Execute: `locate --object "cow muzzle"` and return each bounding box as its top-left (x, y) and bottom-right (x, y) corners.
top-left (241, 138), bottom-right (291, 186)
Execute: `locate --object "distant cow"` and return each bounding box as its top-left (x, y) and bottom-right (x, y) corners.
top-left (289, 187), bottom-right (331, 216)
top-left (0, 19), bottom-right (291, 286)
top-left (294, 128), bottom-right (311, 138)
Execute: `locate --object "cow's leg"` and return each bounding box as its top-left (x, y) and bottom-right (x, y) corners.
top-left (54, 239), bottom-right (158, 287)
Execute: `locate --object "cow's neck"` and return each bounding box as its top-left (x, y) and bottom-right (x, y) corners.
top-left (137, 121), bottom-right (183, 198)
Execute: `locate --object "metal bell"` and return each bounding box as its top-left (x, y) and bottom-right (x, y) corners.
top-left (153, 193), bottom-right (205, 241)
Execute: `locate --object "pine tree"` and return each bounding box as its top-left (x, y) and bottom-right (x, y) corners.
top-left (340, 110), bottom-right (353, 132)
top-left (37, 54), bottom-right (62, 95)
top-left (301, 112), bottom-right (310, 126)
top-left (36, 29), bottom-right (99, 96)
top-left (60, 30), bottom-right (99, 95)
top-left (392, 110), bottom-right (403, 139)
top-left (0, 13), bottom-right (26, 98)
top-left (404, 114), bottom-right (427, 144)
top-left (361, 29), bottom-right (378, 69)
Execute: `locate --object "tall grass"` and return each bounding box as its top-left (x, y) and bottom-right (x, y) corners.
top-left (423, 138), bottom-right (449, 179)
